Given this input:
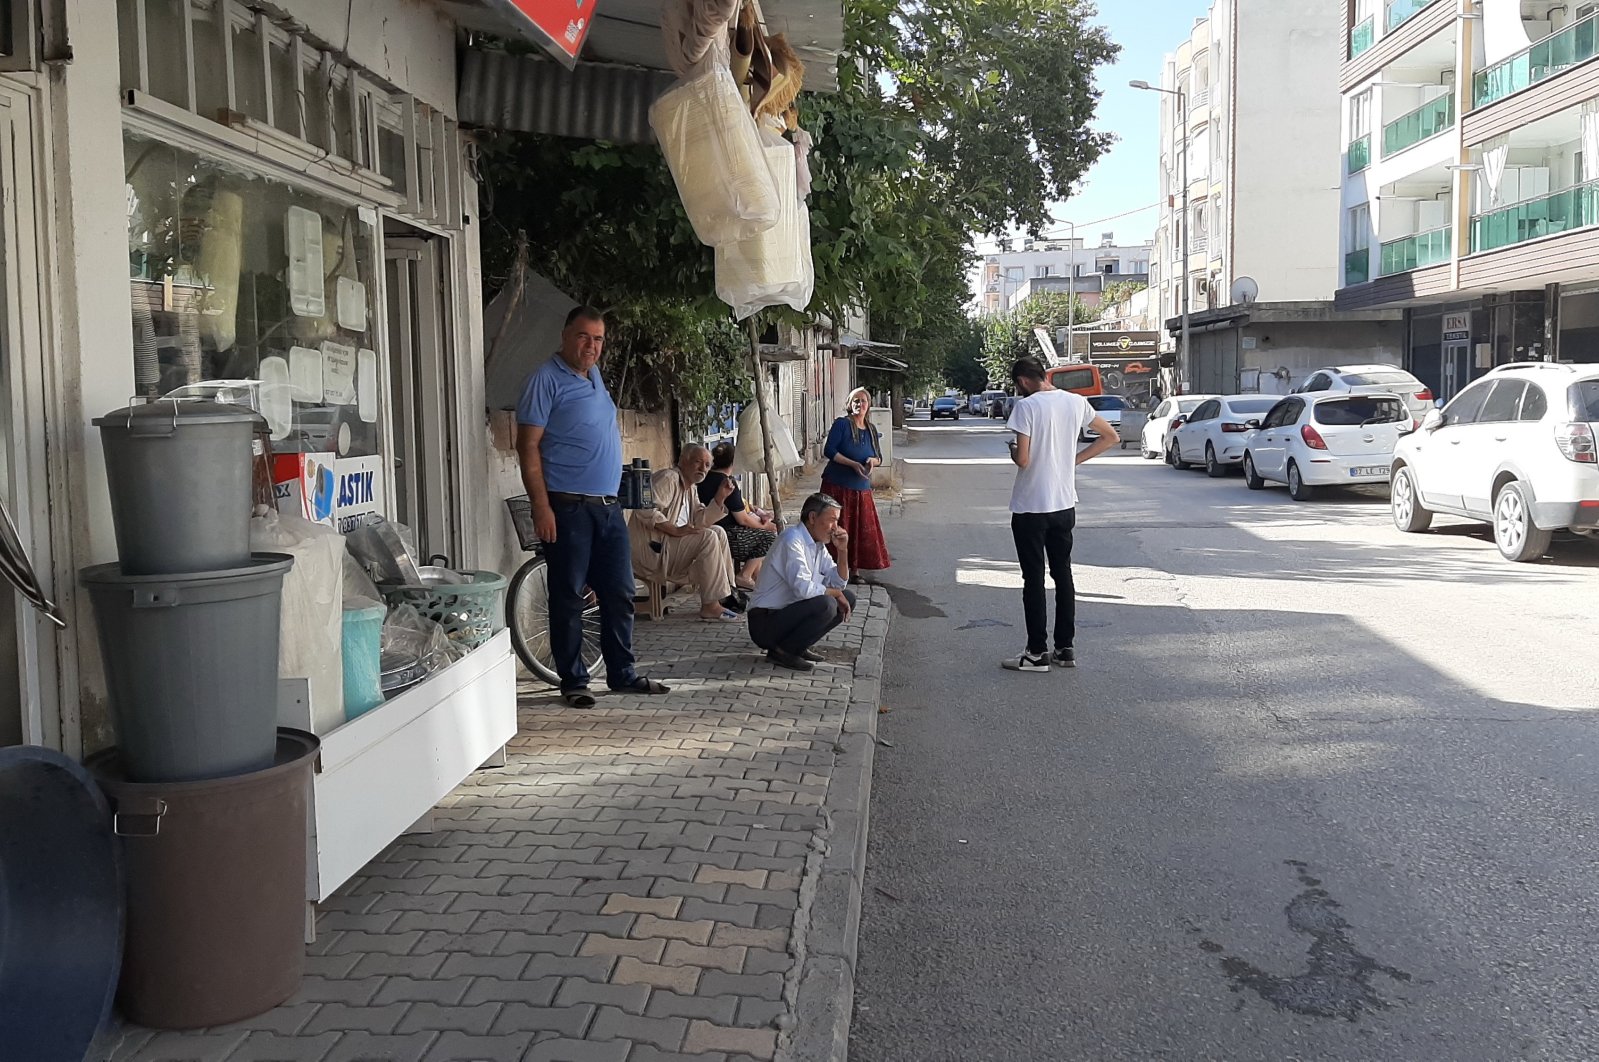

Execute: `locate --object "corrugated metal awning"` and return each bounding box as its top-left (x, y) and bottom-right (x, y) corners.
top-left (459, 50), bottom-right (674, 143)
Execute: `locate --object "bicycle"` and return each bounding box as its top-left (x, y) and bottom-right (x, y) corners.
top-left (503, 496), bottom-right (607, 687)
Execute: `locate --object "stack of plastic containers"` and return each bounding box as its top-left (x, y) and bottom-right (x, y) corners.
top-left (80, 398), bottom-right (318, 1029)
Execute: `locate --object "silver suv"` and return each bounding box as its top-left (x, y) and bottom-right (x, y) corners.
top-left (1389, 363), bottom-right (1599, 561)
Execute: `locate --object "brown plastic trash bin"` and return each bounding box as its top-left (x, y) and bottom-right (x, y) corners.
top-left (88, 729), bottom-right (318, 1029)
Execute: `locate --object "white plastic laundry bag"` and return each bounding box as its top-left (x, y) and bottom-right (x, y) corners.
top-left (714, 127), bottom-right (814, 320)
top-left (251, 509), bottom-right (345, 735)
top-left (650, 65), bottom-right (781, 248)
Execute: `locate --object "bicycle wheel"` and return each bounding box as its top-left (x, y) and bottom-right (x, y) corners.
top-left (506, 558), bottom-right (606, 687)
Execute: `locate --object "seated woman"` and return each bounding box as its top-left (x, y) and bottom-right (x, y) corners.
top-left (699, 442), bottom-right (779, 591)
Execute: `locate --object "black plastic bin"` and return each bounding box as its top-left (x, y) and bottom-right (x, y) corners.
top-left (88, 729), bottom-right (318, 1030)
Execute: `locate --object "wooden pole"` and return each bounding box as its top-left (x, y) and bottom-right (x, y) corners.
top-left (745, 316), bottom-right (784, 524)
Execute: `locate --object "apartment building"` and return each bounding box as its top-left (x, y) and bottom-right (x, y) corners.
top-left (1148, 0), bottom-right (1403, 394)
top-left (979, 234), bottom-right (1154, 314)
top-left (1337, 0), bottom-right (1599, 402)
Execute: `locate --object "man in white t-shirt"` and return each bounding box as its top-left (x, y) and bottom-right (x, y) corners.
top-left (1001, 358), bottom-right (1119, 673)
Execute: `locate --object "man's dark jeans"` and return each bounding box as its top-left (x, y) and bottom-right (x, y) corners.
top-left (748, 589), bottom-right (857, 657)
top-left (1011, 508), bottom-right (1077, 656)
top-left (541, 499), bottom-right (637, 691)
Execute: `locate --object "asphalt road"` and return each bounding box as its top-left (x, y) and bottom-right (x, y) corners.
top-left (850, 413), bottom-right (1599, 1062)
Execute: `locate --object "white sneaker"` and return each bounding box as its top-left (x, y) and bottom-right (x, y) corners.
top-left (1001, 651), bottom-right (1050, 673)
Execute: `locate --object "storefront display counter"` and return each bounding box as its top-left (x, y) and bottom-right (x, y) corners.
top-left (281, 629), bottom-right (515, 911)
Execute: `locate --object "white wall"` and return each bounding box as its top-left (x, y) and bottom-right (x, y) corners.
top-left (270, 0), bottom-right (459, 115)
top-left (1232, 0), bottom-right (1341, 302)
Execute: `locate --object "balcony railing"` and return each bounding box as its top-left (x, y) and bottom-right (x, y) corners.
top-left (1471, 178), bottom-right (1599, 252)
top-left (1191, 87), bottom-right (1211, 110)
top-left (1345, 247), bottom-right (1372, 286)
top-left (1385, 0), bottom-right (1439, 33)
top-left (1379, 226), bottom-right (1452, 275)
top-left (1475, 12), bottom-right (1599, 107)
top-left (1348, 134), bottom-right (1372, 174)
top-left (1350, 16), bottom-right (1375, 59)
top-left (1382, 94), bottom-right (1455, 156)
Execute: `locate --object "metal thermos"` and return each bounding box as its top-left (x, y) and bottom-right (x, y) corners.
top-left (620, 459), bottom-right (654, 509)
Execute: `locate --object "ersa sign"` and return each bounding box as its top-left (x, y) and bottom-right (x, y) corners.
top-left (333, 456), bottom-right (384, 533)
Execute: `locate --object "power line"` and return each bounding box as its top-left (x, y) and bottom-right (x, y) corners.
top-left (970, 201), bottom-right (1164, 252)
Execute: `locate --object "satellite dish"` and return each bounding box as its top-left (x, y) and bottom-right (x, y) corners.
top-left (1231, 276), bottom-right (1260, 304)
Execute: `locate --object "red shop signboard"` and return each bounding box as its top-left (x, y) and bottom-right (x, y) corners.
top-left (493, 0), bottom-right (600, 66)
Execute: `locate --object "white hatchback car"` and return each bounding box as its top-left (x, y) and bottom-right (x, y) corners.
top-left (1242, 392), bottom-right (1411, 500)
top-left (1140, 394), bottom-right (1219, 459)
top-left (1168, 395), bottom-right (1281, 477)
top-left (1296, 364), bottom-right (1436, 428)
top-left (1389, 363), bottom-right (1599, 561)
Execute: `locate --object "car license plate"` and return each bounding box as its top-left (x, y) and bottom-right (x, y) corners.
top-left (1350, 465), bottom-right (1389, 478)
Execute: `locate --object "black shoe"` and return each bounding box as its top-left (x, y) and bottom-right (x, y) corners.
top-left (721, 593), bottom-right (748, 614)
top-left (769, 649), bottom-right (815, 672)
top-left (1053, 647), bottom-right (1076, 668)
top-left (800, 647), bottom-right (826, 663)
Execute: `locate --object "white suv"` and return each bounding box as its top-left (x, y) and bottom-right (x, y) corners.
top-left (1389, 363), bottom-right (1599, 561)
top-left (1297, 364), bottom-right (1435, 428)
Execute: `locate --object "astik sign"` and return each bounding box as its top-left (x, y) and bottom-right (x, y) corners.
top-left (495, 0), bottom-right (598, 66)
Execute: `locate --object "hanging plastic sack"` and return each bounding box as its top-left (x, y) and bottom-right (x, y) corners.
top-left (250, 509), bottom-right (345, 734)
top-left (714, 126), bottom-right (814, 320)
top-left (735, 396), bottom-right (803, 472)
top-left (651, 65), bottom-right (781, 248)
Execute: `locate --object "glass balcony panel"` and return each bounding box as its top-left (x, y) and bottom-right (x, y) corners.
top-left (1475, 12), bottom-right (1599, 106)
top-left (1379, 226), bottom-right (1452, 275)
top-left (1350, 17), bottom-right (1375, 58)
top-left (1345, 248), bottom-right (1371, 286)
top-left (1381, 95), bottom-right (1455, 156)
top-left (1471, 179), bottom-right (1599, 252)
top-left (1385, 0), bottom-right (1439, 33)
top-left (1348, 135), bottom-right (1372, 174)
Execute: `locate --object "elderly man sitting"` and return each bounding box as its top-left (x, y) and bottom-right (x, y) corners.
top-left (747, 493), bottom-right (857, 671)
top-left (630, 444), bottom-right (742, 621)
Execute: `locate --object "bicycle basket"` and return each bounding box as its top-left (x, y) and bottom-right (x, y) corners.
top-left (378, 570), bottom-right (508, 650)
top-left (505, 495), bottom-right (539, 552)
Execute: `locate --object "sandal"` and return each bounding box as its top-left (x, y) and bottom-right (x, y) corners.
top-left (561, 687), bottom-right (597, 709)
top-left (608, 676), bottom-right (671, 695)
top-left (700, 609), bottom-right (740, 622)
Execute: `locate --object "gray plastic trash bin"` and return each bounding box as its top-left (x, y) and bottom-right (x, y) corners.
top-left (89, 730), bottom-right (317, 1029)
top-left (94, 399), bottom-right (262, 575)
top-left (80, 553), bottom-right (294, 782)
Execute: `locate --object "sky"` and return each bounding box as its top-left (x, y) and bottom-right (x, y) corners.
top-left (972, 0), bottom-right (1210, 258)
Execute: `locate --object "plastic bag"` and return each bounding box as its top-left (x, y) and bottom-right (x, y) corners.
top-left (735, 395), bottom-right (804, 473)
top-left (250, 509), bottom-right (344, 734)
top-left (651, 65), bottom-right (780, 248)
top-left (381, 603), bottom-right (463, 679)
top-left (715, 128), bottom-right (814, 320)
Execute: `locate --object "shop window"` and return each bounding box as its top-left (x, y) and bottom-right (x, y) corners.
top-left (146, 0), bottom-right (192, 110)
top-left (230, 15), bottom-right (268, 125)
top-left (270, 35), bottom-right (300, 139)
top-left (191, 1), bottom-right (229, 121)
top-left (124, 131), bottom-right (382, 458)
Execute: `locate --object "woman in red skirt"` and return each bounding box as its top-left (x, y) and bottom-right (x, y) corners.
top-left (820, 388), bottom-right (891, 581)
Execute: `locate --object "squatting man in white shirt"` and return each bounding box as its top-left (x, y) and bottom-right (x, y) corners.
top-left (746, 493), bottom-right (856, 672)
top-left (1002, 357), bottom-right (1119, 673)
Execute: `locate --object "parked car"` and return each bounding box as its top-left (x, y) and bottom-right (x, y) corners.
top-left (978, 389), bottom-right (1007, 418)
top-left (930, 396), bottom-right (962, 420)
top-left (1242, 392), bottom-right (1410, 500)
top-left (1389, 363), bottom-right (1599, 562)
top-left (966, 393), bottom-right (987, 415)
top-left (1167, 395), bottom-right (1281, 476)
top-left (1295, 364), bottom-right (1435, 428)
top-left (1140, 394), bottom-right (1219, 459)
top-left (902, 397), bottom-right (915, 417)
top-left (1083, 395), bottom-right (1126, 442)
top-left (989, 393), bottom-right (1014, 419)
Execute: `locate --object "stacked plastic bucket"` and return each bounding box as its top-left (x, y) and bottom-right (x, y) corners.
top-left (80, 400), bottom-right (318, 1029)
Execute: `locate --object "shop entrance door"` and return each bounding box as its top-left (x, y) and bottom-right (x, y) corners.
top-left (0, 81), bottom-right (55, 748)
top-left (384, 232), bottom-right (461, 564)
top-left (1441, 340), bottom-right (1472, 403)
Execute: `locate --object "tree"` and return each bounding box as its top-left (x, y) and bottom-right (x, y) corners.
top-left (1103, 280), bottom-right (1148, 307)
top-left (979, 292), bottom-right (1095, 383)
top-left (473, 0), bottom-right (1120, 411)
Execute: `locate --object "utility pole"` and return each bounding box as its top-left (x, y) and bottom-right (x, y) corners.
top-left (1066, 220), bottom-right (1075, 363)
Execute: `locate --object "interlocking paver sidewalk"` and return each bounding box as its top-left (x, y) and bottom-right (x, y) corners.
top-left (99, 587), bottom-right (887, 1062)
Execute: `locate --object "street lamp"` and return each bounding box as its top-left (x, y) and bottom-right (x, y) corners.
top-left (1131, 78), bottom-right (1189, 395)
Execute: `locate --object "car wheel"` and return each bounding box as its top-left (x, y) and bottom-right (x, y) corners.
top-left (1243, 453), bottom-right (1265, 490)
top-left (1168, 442), bottom-right (1190, 470)
top-left (1287, 461), bottom-right (1314, 501)
top-left (1493, 481), bottom-right (1552, 562)
top-left (1205, 444), bottom-right (1226, 478)
top-left (1390, 465), bottom-right (1433, 533)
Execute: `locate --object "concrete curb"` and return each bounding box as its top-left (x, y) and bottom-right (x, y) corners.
top-left (778, 586), bottom-right (890, 1062)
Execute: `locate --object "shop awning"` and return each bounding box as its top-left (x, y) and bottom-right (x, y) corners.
top-left (451, 0), bottom-right (845, 141)
top-left (855, 349), bottom-right (908, 373)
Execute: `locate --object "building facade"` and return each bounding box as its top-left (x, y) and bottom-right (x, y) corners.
top-left (979, 234), bottom-right (1154, 314)
top-left (1151, 1), bottom-right (1344, 337)
top-left (1336, 0), bottom-right (1599, 402)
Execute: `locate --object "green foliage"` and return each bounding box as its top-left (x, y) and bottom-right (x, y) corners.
top-left (979, 292), bottom-right (1096, 384)
top-left (1102, 280), bottom-right (1148, 307)
top-left (473, 0), bottom-right (1119, 414)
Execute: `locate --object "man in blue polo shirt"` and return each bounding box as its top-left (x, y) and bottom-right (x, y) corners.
top-left (517, 306), bottom-right (669, 708)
